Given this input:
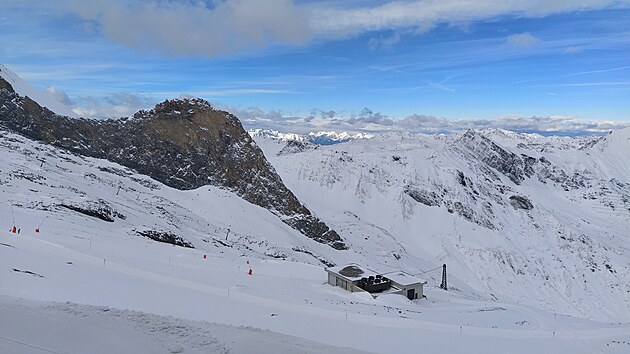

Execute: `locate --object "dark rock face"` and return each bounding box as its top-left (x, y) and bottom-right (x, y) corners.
top-left (404, 187), bottom-right (442, 207)
top-left (277, 140), bottom-right (317, 156)
top-left (135, 229), bottom-right (194, 248)
top-left (509, 195), bottom-right (534, 210)
top-left (0, 78), bottom-right (346, 249)
top-left (457, 130), bottom-right (535, 185)
top-left (60, 199), bottom-right (125, 222)
top-left (457, 130), bottom-right (593, 193)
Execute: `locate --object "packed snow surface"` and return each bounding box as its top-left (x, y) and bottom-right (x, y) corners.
top-left (1, 128), bottom-right (629, 353)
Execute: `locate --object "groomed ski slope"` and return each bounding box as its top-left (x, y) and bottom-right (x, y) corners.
top-left (1, 130), bottom-right (629, 353)
top-left (2, 228), bottom-right (630, 354)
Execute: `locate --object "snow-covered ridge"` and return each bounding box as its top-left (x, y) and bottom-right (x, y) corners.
top-left (0, 64), bottom-right (77, 117)
top-left (248, 128), bottom-right (374, 145)
top-left (308, 131), bottom-right (375, 145)
top-left (2, 128), bottom-right (630, 353)
top-left (248, 129), bottom-right (308, 142)
top-left (478, 128), bottom-right (605, 151)
top-left (2, 95), bottom-right (630, 352)
top-left (256, 126), bottom-right (630, 323)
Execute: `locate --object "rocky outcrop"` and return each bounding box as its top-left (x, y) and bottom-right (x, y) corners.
top-left (0, 77), bottom-right (346, 249)
top-left (277, 140), bottom-right (317, 156)
top-left (509, 195), bottom-right (533, 210)
top-left (456, 130), bottom-right (535, 185)
top-left (135, 229), bottom-right (194, 248)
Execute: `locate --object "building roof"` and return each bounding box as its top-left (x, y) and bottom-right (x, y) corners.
top-left (383, 271), bottom-right (427, 286)
top-left (326, 263), bottom-right (379, 282)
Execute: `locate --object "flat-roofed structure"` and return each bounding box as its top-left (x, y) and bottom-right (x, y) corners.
top-left (325, 263), bottom-right (379, 293)
top-left (325, 264), bottom-right (427, 300)
top-left (383, 270), bottom-right (427, 300)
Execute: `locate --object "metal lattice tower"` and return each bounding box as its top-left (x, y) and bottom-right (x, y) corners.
top-left (440, 264), bottom-right (447, 290)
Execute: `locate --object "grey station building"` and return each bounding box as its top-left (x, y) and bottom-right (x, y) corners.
top-left (325, 263), bottom-right (427, 300)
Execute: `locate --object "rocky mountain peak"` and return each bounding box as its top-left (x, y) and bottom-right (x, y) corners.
top-left (0, 79), bottom-right (346, 250)
top-left (144, 97), bottom-right (214, 116)
top-left (456, 129), bottom-right (535, 185)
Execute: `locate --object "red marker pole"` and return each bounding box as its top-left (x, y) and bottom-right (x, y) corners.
top-left (203, 254), bottom-right (207, 260)
top-left (36, 216), bottom-right (48, 235)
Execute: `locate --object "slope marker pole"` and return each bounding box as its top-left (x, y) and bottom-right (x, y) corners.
top-left (10, 204), bottom-right (16, 226)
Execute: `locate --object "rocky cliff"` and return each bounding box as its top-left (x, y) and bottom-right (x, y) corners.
top-left (0, 77), bottom-right (346, 250)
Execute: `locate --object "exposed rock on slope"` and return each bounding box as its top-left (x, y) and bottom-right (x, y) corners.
top-left (456, 130), bottom-right (534, 185)
top-left (253, 129), bottom-right (630, 322)
top-left (0, 77), bottom-right (345, 249)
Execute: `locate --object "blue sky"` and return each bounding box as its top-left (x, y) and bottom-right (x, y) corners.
top-left (1, 0), bottom-right (629, 134)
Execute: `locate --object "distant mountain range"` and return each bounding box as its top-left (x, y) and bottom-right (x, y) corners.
top-left (2, 64), bottom-right (630, 324)
top-left (248, 128), bottom-right (374, 145)
top-left (254, 127), bottom-right (630, 322)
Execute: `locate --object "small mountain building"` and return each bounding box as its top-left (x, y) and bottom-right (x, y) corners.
top-left (382, 271), bottom-right (426, 300)
top-left (326, 263), bottom-right (427, 300)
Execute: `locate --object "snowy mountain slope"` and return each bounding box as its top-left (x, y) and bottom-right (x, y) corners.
top-left (1, 129), bottom-right (629, 353)
top-left (0, 130), bottom-right (341, 267)
top-left (1, 66), bottom-right (629, 352)
top-left (255, 128), bottom-right (630, 323)
top-left (0, 64), bottom-right (77, 117)
top-left (0, 77), bottom-right (345, 249)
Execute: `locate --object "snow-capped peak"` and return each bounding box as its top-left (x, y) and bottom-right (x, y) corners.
top-left (247, 129), bottom-right (308, 142)
top-left (0, 64), bottom-right (77, 117)
top-left (248, 129), bottom-right (373, 145)
top-left (480, 128), bottom-right (544, 140)
top-left (307, 131), bottom-right (374, 145)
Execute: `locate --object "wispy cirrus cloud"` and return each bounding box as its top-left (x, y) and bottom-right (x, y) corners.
top-left (563, 46), bottom-right (583, 55)
top-left (165, 89), bottom-right (295, 97)
top-left (565, 65), bottom-right (630, 77)
top-left (38, 0), bottom-right (630, 57)
top-left (367, 32), bottom-right (403, 51)
top-left (310, 1), bottom-right (629, 36)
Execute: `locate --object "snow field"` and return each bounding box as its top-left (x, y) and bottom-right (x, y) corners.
top-left (1, 129), bottom-right (630, 353)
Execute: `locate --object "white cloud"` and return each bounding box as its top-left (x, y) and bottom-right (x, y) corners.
top-left (46, 86), bottom-right (75, 106)
top-left (66, 0), bottom-right (312, 57)
top-left (56, 0), bottom-right (630, 57)
top-left (563, 46), bottom-right (583, 55)
top-left (506, 32), bottom-right (541, 48)
top-left (310, 1), bottom-right (629, 36)
top-left (368, 32), bottom-right (402, 51)
top-left (225, 105), bottom-right (629, 135)
top-left (72, 93), bottom-right (155, 119)
top-left (565, 65), bottom-right (630, 77)
top-left (67, 93), bottom-right (628, 134)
